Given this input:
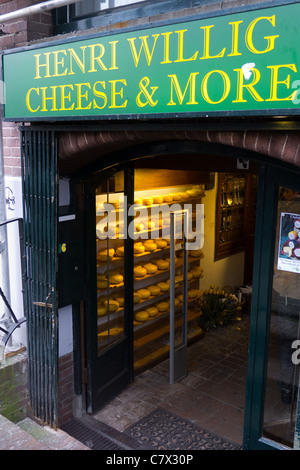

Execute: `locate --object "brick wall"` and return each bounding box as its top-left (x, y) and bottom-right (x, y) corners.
top-left (0, 0), bottom-right (52, 177)
top-left (58, 352), bottom-right (75, 425)
top-left (0, 353), bottom-right (29, 423)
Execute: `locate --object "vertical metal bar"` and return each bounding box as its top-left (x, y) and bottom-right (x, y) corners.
top-left (169, 212), bottom-right (175, 385)
top-left (182, 211), bottom-right (188, 349)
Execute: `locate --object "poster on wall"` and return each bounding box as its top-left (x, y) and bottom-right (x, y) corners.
top-left (277, 212), bottom-right (300, 273)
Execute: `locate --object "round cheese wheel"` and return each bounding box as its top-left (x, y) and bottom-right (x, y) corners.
top-left (155, 239), bottom-right (168, 249)
top-left (135, 222), bottom-right (145, 232)
top-left (134, 242), bottom-right (145, 254)
top-left (115, 297), bottom-right (124, 307)
top-left (134, 292), bottom-right (142, 304)
top-left (163, 194), bottom-right (173, 203)
top-left (103, 299), bottom-right (119, 312)
top-left (153, 196), bottom-right (163, 204)
top-left (174, 298), bottom-right (180, 308)
top-left (146, 306), bottom-right (159, 317)
top-left (134, 198), bottom-right (143, 206)
top-left (189, 249), bottom-right (204, 258)
top-left (97, 280), bottom-right (109, 289)
top-left (137, 288), bottom-right (151, 299)
top-left (153, 259), bottom-right (170, 270)
top-left (116, 246), bottom-right (124, 257)
top-left (143, 240), bottom-right (157, 252)
top-left (188, 289), bottom-right (199, 299)
top-left (135, 311), bottom-right (149, 322)
top-left (97, 305), bottom-right (107, 316)
top-left (144, 263), bottom-right (158, 274)
top-left (186, 189), bottom-right (198, 198)
top-left (181, 192), bottom-right (190, 199)
top-left (157, 282), bottom-right (169, 292)
top-left (97, 248), bottom-right (115, 262)
top-left (143, 197), bottom-right (153, 206)
top-left (156, 301), bottom-right (169, 312)
top-left (170, 193), bottom-right (182, 201)
top-left (134, 265), bottom-right (147, 278)
top-left (109, 271), bottom-right (123, 284)
top-left (148, 285), bottom-right (161, 296)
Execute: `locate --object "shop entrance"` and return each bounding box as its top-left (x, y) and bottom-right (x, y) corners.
top-left (84, 144), bottom-right (300, 449)
top-left (86, 147), bottom-right (258, 435)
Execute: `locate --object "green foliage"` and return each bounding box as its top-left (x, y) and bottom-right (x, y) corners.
top-left (198, 285), bottom-right (242, 331)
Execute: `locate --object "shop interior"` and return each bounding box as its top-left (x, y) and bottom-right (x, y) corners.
top-left (92, 153), bottom-right (299, 448)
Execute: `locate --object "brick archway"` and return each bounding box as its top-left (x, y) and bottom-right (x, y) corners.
top-left (58, 129), bottom-right (300, 175)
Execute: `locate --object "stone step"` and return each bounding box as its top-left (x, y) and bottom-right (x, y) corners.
top-left (0, 414), bottom-right (89, 450)
top-left (18, 417), bottom-right (90, 450)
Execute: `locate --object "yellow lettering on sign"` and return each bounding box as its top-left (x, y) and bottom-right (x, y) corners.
top-left (199, 25), bottom-right (226, 60)
top-left (245, 16), bottom-right (279, 54)
top-left (52, 50), bottom-right (68, 77)
top-left (68, 47), bottom-right (87, 75)
top-left (127, 34), bottom-right (160, 67)
top-left (26, 88), bottom-right (40, 112)
top-left (59, 84), bottom-right (75, 111)
top-left (201, 70), bottom-right (231, 104)
top-left (40, 86), bottom-right (58, 111)
top-left (174, 29), bottom-right (198, 62)
top-left (88, 44), bottom-right (108, 72)
top-left (93, 81), bottom-right (107, 109)
top-left (34, 52), bottom-right (51, 79)
top-left (75, 83), bottom-right (92, 110)
top-left (233, 68), bottom-right (264, 102)
top-left (108, 79), bottom-right (128, 108)
top-left (167, 73), bottom-right (199, 105)
top-left (266, 64), bottom-right (298, 101)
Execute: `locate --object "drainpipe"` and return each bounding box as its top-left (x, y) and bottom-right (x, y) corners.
top-left (0, 0), bottom-right (83, 23)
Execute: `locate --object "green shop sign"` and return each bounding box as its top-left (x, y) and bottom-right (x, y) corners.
top-left (3, 2), bottom-right (300, 120)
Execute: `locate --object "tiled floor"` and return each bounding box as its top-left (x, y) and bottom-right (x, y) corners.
top-left (93, 313), bottom-right (250, 446)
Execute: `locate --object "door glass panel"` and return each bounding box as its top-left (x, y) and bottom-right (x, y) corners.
top-left (95, 171), bottom-right (125, 355)
top-left (263, 187), bottom-right (300, 448)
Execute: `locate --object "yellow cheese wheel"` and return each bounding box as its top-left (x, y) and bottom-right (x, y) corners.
top-left (137, 288), bottom-right (151, 299)
top-left (135, 222), bottom-right (145, 232)
top-left (134, 292), bottom-right (142, 304)
top-left (170, 193), bottom-right (182, 201)
top-left (146, 306), bottom-right (159, 317)
top-left (174, 298), bottom-right (180, 308)
top-left (190, 266), bottom-right (203, 278)
top-left (189, 249), bottom-right (204, 258)
top-left (97, 248), bottom-right (115, 262)
top-left (188, 289), bottom-right (199, 299)
top-left (103, 299), bottom-right (119, 312)
top-left (115, 297), bottom-right (124, 307)
top-left (135, 311), bottom-right (149, 322)
top-left (97, 280), bottom-right (109, 289)
top-left (143, 240), bottom-right (157, 252)
top-left (134, 242), bottom-right (145, 254)
top-left (157, 282), bottom-right (169, 292)
top-left (109, 271), bottom-right (124, 284)
top-left (97, 305), bottom-right (107, 316)
top-left (144, 263), bottom-right (158, 274)
top-left (134, 265), bottom-right (147, 278)
top-left (143, 197), bottom-right (153, 206)
top-left (181, 192), bottom-right (190, 199)
top-left (155, 239), bottom-right (168, 249)
top-left (153, 258), bottom-right (170, 270)
top-left (163, 194), bottom-right (173, 203)
top-left (156, 301), bottom-right (169, 312)
top-left (153, 195), bottom-right (163, 204)
top-left (148, 285), bottom-right (161, 296)
top-left (186, 189), bottom-right (198, 198)
top-left (134, 198), bottom-right (143, 206)
top-left (116, 246), bottom-right (124, 257)
top-left (187, 272), bottom-right (193, 281)
top-left (177, 294), bottom-right (183, 303)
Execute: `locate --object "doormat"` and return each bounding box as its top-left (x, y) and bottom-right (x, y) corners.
top-left (125, 407), bottom-right (242, 450)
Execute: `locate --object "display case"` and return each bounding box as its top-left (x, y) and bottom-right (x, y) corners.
top-left (215, 173), bottom-right (257, 265)
top-left (95, 173), bottom-right (206, 374)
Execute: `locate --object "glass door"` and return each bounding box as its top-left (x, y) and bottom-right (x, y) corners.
top-left (244, 165), bottom-right (300, 450)
top-left (86, 167), bottom-right (134, 413)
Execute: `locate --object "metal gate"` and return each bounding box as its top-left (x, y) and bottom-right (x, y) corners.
top-left (21, 129), bottom-right (58, 428)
